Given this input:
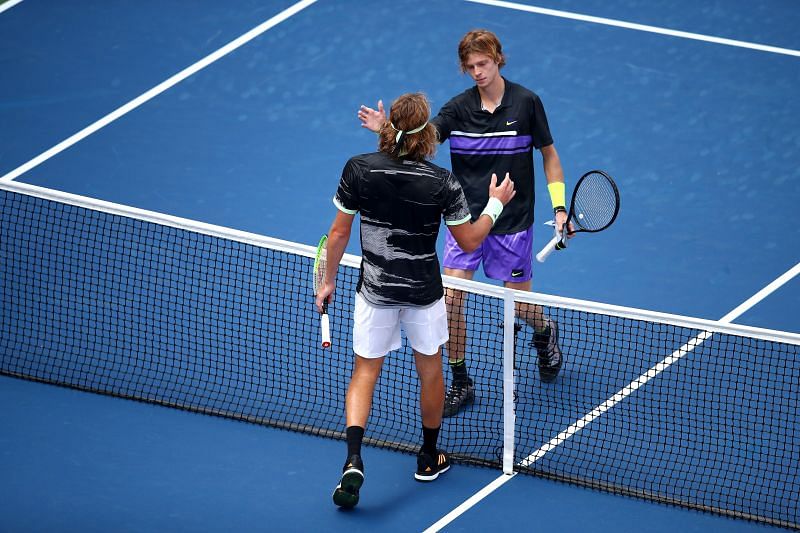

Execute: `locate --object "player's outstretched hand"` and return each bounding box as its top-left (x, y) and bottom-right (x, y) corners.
top-left (358, 100), bottom-right (386, 133)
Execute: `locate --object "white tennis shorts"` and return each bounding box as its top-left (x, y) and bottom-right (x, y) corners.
top-left (353, 293), bottom-right (448, 358)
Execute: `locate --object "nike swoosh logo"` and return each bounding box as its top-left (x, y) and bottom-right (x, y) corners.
top-left (506, 120), bottom-right (517, 126)
top-left (511, 271), bottom-right (523, 278)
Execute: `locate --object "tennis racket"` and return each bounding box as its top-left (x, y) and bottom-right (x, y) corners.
top-left (536, 170), bottom-right (620, 262)
top-left (313, 235), bottom-right (332, 348)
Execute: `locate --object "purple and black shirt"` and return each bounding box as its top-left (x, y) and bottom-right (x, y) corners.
top-left (431, 78), bottom-right (554, 234)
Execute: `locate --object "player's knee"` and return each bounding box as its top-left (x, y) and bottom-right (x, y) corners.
top-left (353, 354), bottom-right (383, 379)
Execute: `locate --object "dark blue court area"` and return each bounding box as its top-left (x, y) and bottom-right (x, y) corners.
top-left (1, 1), bottom-right (798, 531)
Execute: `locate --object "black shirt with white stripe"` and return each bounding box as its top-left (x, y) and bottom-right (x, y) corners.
top-left (431, 78), bottom-right (554, 234)
top-left (334, 152), bottom-right (471, 307)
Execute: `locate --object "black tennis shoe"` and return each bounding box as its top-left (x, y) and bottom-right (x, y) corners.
top-left (414, 449), bottom-right (451, 482)
top-left (513, 323), bottom-right (523, 369)
top-left (534, 318), bottom-right (563, 383)
top-left (333, 454), bottom-right (364, 508)
top-left (442, 379), bottom-right (474, 417)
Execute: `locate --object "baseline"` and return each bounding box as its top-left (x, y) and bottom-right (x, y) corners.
top-left (467, 0), bottom-right (800, 57)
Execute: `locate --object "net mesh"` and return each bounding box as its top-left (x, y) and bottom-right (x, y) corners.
top-left (1, 185), bottom-right (798, 529)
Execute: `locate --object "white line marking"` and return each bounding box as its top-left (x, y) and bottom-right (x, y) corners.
top-left (466, 0), bottom-right (800, 57)
top-left (426, 261), bottom-right (800, 530)
top-left (451, 130), bottom-right (518, 137)
top-left (0, 0), bottom-right (24, 15)
top-left (0, 0), bottom-right (318, 183)
top-left (422, 473), bottom-right (517, 533)
top-left (720, 262), bottom-right (800, 323)
top-left (517, 332), bottom-right (713, 468)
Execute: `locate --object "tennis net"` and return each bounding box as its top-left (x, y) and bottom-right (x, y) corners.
top-left (1, 181), bottom-right (798, 530)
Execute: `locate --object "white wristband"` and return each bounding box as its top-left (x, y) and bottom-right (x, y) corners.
top-left (481, 197), bottom-right (504, 225)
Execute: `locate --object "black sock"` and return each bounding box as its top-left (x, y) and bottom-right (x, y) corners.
top-left (422, 425), bottom-right (440, 456)
top-left (449, 359), bottom-right (469, 384)
top-left (346, 425), bottom-right (364, 458)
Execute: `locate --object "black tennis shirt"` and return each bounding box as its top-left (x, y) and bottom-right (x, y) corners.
top-left (334, 152), bottom-right (471, 307)
top-left (431, 78), bottom-right (554, 234)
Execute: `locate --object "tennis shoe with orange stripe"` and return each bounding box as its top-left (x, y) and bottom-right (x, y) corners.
top-left (414, 449), bottom-right (451, 482)
top-left (333, 454), bottom-right (364, 508)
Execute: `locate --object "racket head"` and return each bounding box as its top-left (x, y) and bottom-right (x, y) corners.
top-left (313, 234), bottom-right (328, 300)
top-left (568, 170), bottom-right (620, 233)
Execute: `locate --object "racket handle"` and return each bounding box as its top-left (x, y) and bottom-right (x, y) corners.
top-left (320, 313), bottom-right (331, 348)
top-left (536, 234), bottom-right (564, 263)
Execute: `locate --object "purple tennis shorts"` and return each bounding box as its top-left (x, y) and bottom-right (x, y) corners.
top-left (443, 226), bottom-right (534, 283)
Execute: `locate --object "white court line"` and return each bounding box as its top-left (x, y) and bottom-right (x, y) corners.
top-left (424, 473), bottom-right (518, 533)
top-left (0, 0), bottom-right (24, 15)
top-left (424, 262), bottom-right (800, 532)
top-left (721, 262), bottom-right (800, 323)
top-left (0, 0), bottom-right (318, 183)
top-left (466, 0), bottom-right (800, 57)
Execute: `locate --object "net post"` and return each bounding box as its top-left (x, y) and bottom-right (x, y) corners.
top-left (502, 288), bottom-right (516, 475)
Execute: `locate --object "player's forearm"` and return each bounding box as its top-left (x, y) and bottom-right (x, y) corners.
top-left (541, 144), bottom-right (565, 185)
top-left (325, 216), bottom-right (352, 285)
top-left (451, 217), bottom-right (494, 253)
top-left (325, 232), bottom-right (349, 282)
top-left (450, 192), bottom-right (507, 251)
top-left (449, 172), bottom-right (514, 251)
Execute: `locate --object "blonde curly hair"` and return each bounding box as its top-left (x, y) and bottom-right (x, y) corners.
top-left (378, 93), bottom-right (437, 161)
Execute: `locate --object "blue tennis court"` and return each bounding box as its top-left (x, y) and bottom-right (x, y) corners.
top-left (1, 1), bottom-right (798, 531)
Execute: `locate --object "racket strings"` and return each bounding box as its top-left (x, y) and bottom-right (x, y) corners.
top-left (572, 174), bottom-right (618, 231)
top-left (313, 236), bottom-right (328, 296)
top-left (314, 254), bottom-right (327, 294)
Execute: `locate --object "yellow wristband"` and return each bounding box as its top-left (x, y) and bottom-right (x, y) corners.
top-left (547, 181), bottom-right (566, 210)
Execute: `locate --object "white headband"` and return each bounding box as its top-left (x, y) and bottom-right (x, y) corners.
top-left (390, 121), bottom-right (428, 144)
